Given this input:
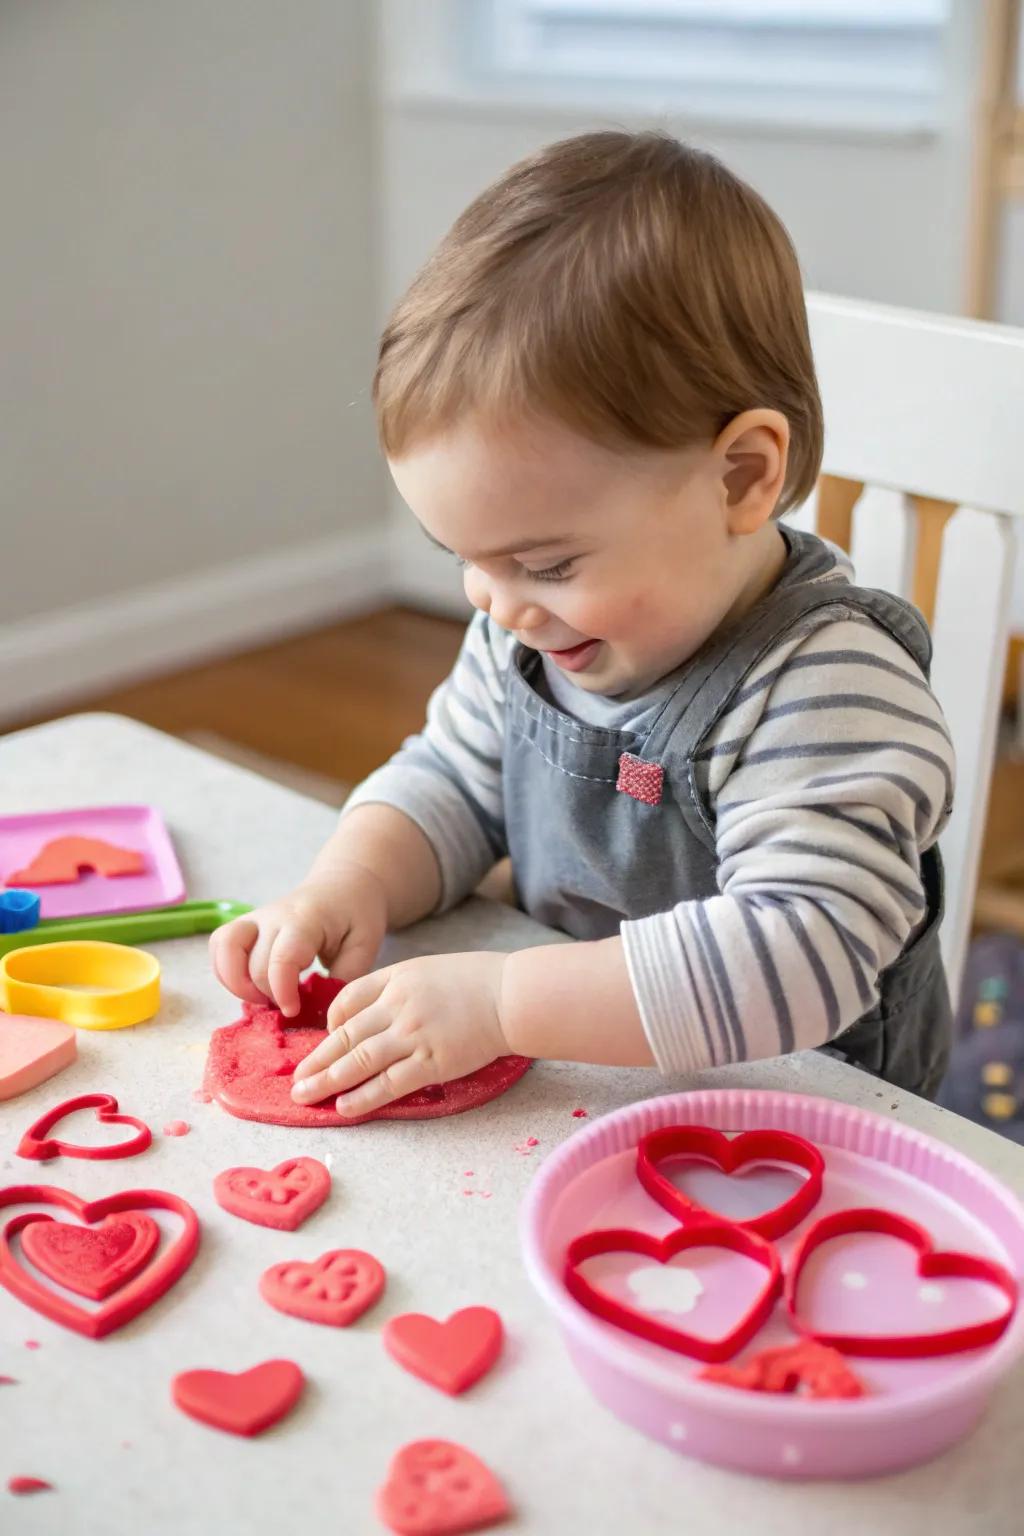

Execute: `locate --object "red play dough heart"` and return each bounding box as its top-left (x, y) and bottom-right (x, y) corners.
top-left (171, 1360), bottom-right (304, 1436)
top-left (383, 1307), bottom-right (504, 1395)
top-left (785, 1207), bottom-right (1019, 1358)
top-left (21, 1212), bottom-right (159, 1301)
top-left (7, 835), bottom-right (145, 886)
top-left (636, 1125), bottom-right (824, 1240)
top-left (564, 1222), bottom-right (782, 1364)
top-left (0, 1185), bottom-right (199, 1338)
top-left (259, 1248), bottom-right (385, 1327)
top-left (213, 1156), bottom-right (330, 1231)
top-left (203, 975), bottom-right (531, 1126)
top-left (377, 1440), bottom-right (510, 1536)
top-left (17, 1092), bottom-right (152, 1162)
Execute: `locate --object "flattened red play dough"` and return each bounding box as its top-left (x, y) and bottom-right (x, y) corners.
top-left (383, 1308), bottom-right (504, 1396)
top-left (171, 1360), bottom-right (304, 1436)
top-left (213, 1157), bottom-right (330, 1231)
top-left (22, 1212), bottom-right (159, 1301)
top-left (7, 1476), bottom-right (52, 1496)
top-left (203, 975), bottom-right (531, 1126)
top-left (377, 1440), bottom-right (510, 1536)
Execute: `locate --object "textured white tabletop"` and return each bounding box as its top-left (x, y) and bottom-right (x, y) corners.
top-left (1, 713), bottom-right (1022, 1535)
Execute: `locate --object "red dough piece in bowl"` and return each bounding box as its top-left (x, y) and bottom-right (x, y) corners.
top-left (203, 975), bottom-right (531, 1127)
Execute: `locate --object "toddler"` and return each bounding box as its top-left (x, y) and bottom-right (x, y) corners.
top-left (212, 131), bottom-right (954, 1119)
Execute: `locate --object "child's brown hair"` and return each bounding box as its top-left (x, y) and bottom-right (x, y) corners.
top-left (374, 131), bottom-right (822, 514)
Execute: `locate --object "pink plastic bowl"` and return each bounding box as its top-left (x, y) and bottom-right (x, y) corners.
top-left (520, 1090), bottom-right (1024, 1479)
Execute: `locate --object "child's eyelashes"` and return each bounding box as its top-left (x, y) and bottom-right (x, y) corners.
top-left (526, 558), bottom-right (576, 583)
top-left (452, 554), bottom-right (576, 584)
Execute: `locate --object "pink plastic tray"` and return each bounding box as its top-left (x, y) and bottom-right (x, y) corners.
top-left (520, 1090), bottom-right (1024, 1480)
top-left (0, 806), bottom-right (185, 920)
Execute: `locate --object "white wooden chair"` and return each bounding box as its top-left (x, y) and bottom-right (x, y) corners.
top-left (787, 294), bottom-right (1024, 1003)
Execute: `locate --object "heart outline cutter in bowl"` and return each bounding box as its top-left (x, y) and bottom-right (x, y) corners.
top-left (564, 1221), bottom-right (782, 1363)
top-left (785, 1206), bottom-right (1020, 1358)
top-left (636, 1125), bottom-right (825, 1240)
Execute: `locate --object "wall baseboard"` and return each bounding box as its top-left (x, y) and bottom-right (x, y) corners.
top-left (0, 529), bottom-right (390, 726)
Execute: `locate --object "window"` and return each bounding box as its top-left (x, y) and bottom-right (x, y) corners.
top-left (466, 0), bottom-right (952, 132)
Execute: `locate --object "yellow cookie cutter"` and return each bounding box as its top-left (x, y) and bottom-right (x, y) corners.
top-left (0, 940), bottom-right (161, 1030)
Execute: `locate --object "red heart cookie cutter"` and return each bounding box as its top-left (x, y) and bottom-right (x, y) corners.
top-left (17, 1092), bottom-right (152, 1162)
top-left (259, 1248), bottom-right (386, 1327)
top-left (636, 1125), bottom-right (824, 1240)
top-left (785, 1207), bottom-right (1020, 1358)
top-left (213, 1156), bottom-right (330, 1231)
top-left (0, 1185), bottom-right (199, 1338)
top-left (564, 1222), bottom-right (782, 1364)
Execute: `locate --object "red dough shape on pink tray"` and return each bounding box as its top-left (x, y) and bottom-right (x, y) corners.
top-left (7, 835), bottom-right (145, 887)
top-left (260, 1248), bottom-right (386, 1327)
top-left (0, 1185), bottom-right (199, 1339)
top-left (377, 1440), bottom-right (510, 1536)
top-left (383, 1307), bottom-right (504, 1396)
top-left (171, 1360), bottom-right (304, 1437)
top-left (203, 974), bottom-right (531, 1127)
top-left (213, 1157), bottom-right (330, 1231)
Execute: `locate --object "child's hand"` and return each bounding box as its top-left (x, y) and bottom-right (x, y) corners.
top-left (290, 951), bottom-right (511, 1118)
top-left (209, 864), bottom-right (388, 1018)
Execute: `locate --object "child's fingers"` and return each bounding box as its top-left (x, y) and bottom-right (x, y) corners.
top-left (333, 1054), bottom-right (427, 1121)
top-left (247, 926), bottom-right (285, 1008)
top-left (209, 919), bottom-right (266, 1005)
top-left (293, 1017), bottom-right (406, 1103)
top-left (325, 969), bottom-right (390, 1032)
top-left (293, 996), bottom-right (390, 1085)
top-left (267, 926), bottom-right (320, 1018)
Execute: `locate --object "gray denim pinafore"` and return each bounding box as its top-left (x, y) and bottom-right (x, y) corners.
top-left (501, 528), bottom-right (952, 1098)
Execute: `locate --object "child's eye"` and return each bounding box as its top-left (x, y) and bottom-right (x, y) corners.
top-left (525, 558), bottom-right (575, 583)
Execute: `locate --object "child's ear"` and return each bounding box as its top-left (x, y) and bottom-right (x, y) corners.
top-left (715, 409), bottom-right (790, 534)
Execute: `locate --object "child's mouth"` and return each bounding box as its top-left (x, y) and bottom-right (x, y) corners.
top-left (544, 639), bottom-right (601, 672)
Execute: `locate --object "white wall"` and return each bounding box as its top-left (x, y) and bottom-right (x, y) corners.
top-left (0, 0), bottom-right (386, 718)
top-left (378, 0), bottom-right (988, 614)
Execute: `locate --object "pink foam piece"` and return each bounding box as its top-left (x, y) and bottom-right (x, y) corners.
top-left (203, 975), bottom-right (531, 1127)
top-left (0, 1016), bottom-right (77, 1101)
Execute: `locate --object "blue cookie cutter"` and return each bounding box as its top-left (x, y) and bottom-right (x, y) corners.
top-left (0, 888), bottom-right (42, 934)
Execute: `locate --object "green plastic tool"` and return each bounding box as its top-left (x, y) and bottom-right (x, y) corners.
top-left (0, 899), bottom-right (251, 961)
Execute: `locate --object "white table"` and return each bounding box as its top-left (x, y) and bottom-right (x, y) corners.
top-left (1, 714), bottom-right (1022, 1535)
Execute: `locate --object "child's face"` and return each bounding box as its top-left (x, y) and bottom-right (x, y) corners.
top-left (389, 414), bottom-right (782, 697)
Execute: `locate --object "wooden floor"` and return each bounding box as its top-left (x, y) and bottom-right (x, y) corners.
top-left (25, 607), bottom-right (465, 787)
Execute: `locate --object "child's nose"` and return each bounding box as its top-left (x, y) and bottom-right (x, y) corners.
top-left (465, 571), bottom-right (546, 633)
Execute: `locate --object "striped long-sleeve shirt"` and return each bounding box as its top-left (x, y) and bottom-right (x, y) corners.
top-left (343, 562), bottom-right (954, 1073)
